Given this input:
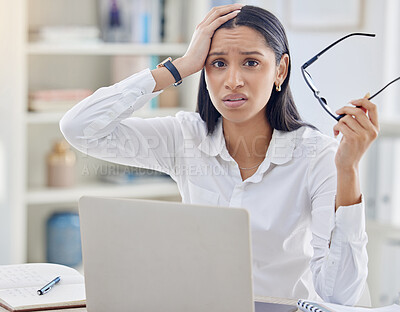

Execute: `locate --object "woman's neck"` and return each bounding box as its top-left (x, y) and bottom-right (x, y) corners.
top-left (223, 116), bottom-right (273, 165)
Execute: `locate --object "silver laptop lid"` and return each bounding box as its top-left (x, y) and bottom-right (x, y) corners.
top-left (79, 196), bottom-right (254, 312)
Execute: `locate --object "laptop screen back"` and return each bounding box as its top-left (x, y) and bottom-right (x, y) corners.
top-left (79, 196), bottom-right (254, 312)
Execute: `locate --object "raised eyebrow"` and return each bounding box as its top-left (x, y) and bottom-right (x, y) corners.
top-left (208, 51), bottom-right (226, 57)
top-left (240, 51), bottom-right (264, 56)
top-left (208, 51), bottom-right (264, 57)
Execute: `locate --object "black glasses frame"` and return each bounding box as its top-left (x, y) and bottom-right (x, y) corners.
top-left (301, 32), bottom-right (400, 121)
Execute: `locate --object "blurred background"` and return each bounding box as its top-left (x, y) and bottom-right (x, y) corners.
top-left (0, 0), bottom-right (399, 307)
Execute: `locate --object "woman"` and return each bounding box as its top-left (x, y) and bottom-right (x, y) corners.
top-left (60, 4), bottom-right (379, 305)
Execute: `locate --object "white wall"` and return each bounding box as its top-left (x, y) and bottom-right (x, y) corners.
top-left (382, 0), bottom-right (400, 116)
top-left (284, 0), bottom-right (386, 135)
top-left (0, 0), bottom-right (26, 263)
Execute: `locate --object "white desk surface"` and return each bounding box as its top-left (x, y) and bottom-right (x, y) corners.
top-left (0, 296), bottom-right (299, 311)
top-left (0, 308), bottom-right (87, 312)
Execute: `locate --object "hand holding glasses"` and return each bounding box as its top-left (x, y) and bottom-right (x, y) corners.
top-left (301, 32), bottom-right (400, 121)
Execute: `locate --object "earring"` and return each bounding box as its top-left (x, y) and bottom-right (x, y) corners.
top-left (275, 83), bottom-right (281, 92)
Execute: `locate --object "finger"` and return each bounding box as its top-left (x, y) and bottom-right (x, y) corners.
top-left (333, 128), bottom-right (340, 138)
top-left (205, 3), bottom-right (243, 18)
top-left (337, 115), bottom-right (364, 135)
top-left (348, 92), bottom-right (370, 103)
top-left (335, 106), bottom-right (379, 142)
top-left (203, 6), bottom-right (241, 28)
top-left (207, 10), bottom-right (241, 34)
top-left (349, 96), bottom-right (379, 130)
top-left (200, 4), bottom-right (243, 27)
top-left (335, 106), bottom-right (371, 130)
top-left (359, 93), bottom-right (369, 113)
top-left (333, 120), bottom-right (356, 139)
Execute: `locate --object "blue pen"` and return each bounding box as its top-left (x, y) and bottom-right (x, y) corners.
top-left (37, 276), bottom-right (61, 295)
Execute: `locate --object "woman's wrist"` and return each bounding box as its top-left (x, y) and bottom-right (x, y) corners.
top-left (336, 163), bottom-right (359, 175)
top-left (151, 56), bottom-right (200, 92)
top-left (335, 166), bottom-right (362, 210)
top-left (172, 56), bottom-right (200, 79)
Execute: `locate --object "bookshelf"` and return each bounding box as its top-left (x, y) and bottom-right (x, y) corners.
top-left (0, 0), bottom-right (210, 264)
top-left (26, 107), bottom-right (183, 124)
top-left (27, 42), bottom-right (188, 56)
top-left (26, 178), bottom-right (179, 206)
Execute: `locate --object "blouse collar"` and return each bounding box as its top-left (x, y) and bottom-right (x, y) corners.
top-left (197, 118), bottom-right (299, 167)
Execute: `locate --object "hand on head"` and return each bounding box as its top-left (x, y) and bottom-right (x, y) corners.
top-left (151, 5), bottom-right (243, 93)
top-left (182, 4), bottom-right (243, 76)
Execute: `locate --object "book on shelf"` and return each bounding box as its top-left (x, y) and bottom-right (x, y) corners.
top-left (0, 263), bottom-right (85, 312)
top-left (163, 0), bottom-right (187, 43)
top-left (28, 89), bottom-right (93, 112)
top-left (130, 0), bottom-right (162, 43)
top-left (98, 0), bottom-right (187, 44)
top-left (297, 299), bottom-right (400, 312)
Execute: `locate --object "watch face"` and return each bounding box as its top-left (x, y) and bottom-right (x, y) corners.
top-left (157, 57), bottom-right (172, 68)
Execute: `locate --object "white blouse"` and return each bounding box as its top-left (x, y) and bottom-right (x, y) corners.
top-left (60, 68), bottom-right (368, 305)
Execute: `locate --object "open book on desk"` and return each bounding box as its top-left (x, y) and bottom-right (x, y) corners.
top-left (298, 299), bottom-right (400, 312)
top-left (0, 263), bottom-right (85, 312)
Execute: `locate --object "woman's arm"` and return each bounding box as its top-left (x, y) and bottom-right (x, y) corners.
top-left (308, 140), bottom-right (368, 305)
top-left (309, 92), bottom-right (379, 304)
top-left (60, 4), bottom-right (243, 173)
top-left (59, 69), bottom-right (181, 174)
top-left (310, 94), bottom-right (378, 304)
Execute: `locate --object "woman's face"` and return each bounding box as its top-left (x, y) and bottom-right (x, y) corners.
top-left (205, 26), bottom-right (287, 125)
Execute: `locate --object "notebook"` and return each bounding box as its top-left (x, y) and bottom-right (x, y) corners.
top-left (297, 299), bottom-right (400, 312)
top-left (0, 263), bottom-right (85, 312)
top-left (78, 196), bottom-right (297, 312)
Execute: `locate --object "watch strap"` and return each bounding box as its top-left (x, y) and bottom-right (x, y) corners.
top-left (157, 57), bottom-right (182, 86)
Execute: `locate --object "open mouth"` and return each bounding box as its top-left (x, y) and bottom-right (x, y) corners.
top-left (222, 94), bottom-right (248, 108)
top-left (225, 98), bottom-right (246, 102)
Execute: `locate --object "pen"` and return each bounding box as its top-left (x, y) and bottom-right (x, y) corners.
top-left (37, 276), bottom-right (61, 295)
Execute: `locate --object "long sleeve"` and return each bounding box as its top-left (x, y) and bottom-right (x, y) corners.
top-left (60, 68), bottom-right (184, 177)
top-left (307, 140), bottom-right (368, 305)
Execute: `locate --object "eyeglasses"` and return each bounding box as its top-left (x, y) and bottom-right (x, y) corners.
top-left (301, 32), bottom-right (400, 121)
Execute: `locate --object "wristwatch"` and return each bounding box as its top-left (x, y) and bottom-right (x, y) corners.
top-left (157, 57), bottom-right (182, 86)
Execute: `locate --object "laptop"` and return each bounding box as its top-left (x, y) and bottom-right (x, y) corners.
top-left (79, 196), bottom-right (297, 312)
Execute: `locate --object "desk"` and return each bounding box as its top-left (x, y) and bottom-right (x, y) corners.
top-left (0, 296), bottom-right (299, 312)
top-left (0, 308), bottom-right (86, 312)
top-left (255, 296), bottom-right (298, 306)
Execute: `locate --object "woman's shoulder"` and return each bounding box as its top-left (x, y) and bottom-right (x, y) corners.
top-left (174, 110), bottom-right (208, 139)
top-left (175, 110), bottom-right (204, 123)
top-left (293, 126), bottom-right (339, 152)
